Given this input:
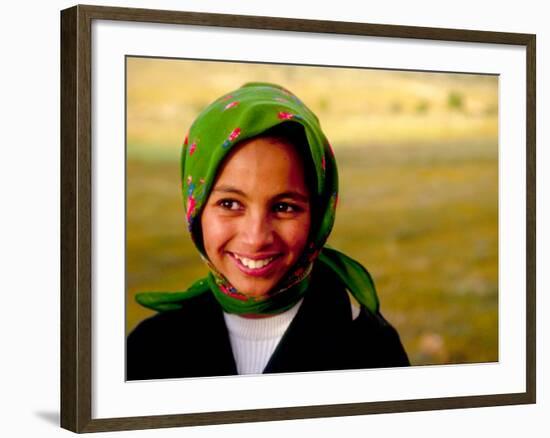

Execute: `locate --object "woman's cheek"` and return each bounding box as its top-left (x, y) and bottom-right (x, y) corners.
top-left (285, 218), bottom-right (311, 253)
top-left (208, 215), bottom-right (237, 252)
top-left (201, 208), bottom-right (231, 260)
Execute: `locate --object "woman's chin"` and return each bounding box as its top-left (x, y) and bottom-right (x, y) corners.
top-left (229, 277), bottom-right (277, 300)
top-left (239, 284), bottom-right (273, 300)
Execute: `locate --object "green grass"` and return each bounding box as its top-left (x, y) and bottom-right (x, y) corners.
top-left (126, 140), bottom-right (498, 366)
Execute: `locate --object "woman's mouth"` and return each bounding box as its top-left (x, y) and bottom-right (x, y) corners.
top-left (228, 252), bottom-right (281, 276)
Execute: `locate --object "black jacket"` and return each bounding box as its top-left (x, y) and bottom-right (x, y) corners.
top-left (127, 264), bottom-right (409, 380)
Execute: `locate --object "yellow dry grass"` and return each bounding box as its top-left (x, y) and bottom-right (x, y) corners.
top-left (127, 57), bottom-right (498, 154)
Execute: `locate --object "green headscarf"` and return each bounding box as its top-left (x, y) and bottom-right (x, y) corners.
top-left (136, 82), bottom-right (379, 316)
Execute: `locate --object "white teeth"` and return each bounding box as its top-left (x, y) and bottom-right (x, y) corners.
top-left (234, 254), bottom-right (274, 269)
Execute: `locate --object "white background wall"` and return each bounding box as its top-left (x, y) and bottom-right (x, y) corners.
top-left (1, 0), bottom-right (546, 436)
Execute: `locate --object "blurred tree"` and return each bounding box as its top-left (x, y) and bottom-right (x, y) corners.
top-left (447, 91), bottom-right (464, 111)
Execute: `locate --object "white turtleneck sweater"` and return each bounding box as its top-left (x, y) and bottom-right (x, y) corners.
top-left (223, 299), bottom-right (304, 375)
top-left (223, 295), bottom-right (360, 375)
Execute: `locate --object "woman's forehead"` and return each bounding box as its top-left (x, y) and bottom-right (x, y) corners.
top-left (214, 136), bottom-right (310, 195)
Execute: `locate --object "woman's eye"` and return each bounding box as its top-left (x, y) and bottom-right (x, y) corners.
top-left (273, 202), bottom-right (297, 213)
top-left (218, 199), bottom-right (241, 210)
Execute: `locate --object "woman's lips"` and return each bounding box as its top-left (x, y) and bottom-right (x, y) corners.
top-left (228, 252), bottom-right (281, 277)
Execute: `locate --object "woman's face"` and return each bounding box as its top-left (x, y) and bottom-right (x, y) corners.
top-left (201, 136), bottom-right (311, 299)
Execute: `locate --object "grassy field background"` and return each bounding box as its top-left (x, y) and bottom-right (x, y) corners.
top-left (126, 58), bottom-right (498, 366)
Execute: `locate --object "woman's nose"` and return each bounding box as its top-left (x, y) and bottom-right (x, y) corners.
top-left (240, 211), bottom-right (274, 249)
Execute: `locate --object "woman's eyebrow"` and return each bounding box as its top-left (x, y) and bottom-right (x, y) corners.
top-left (274, 191), bottom-right (309, 203)
top-left (212, 186), bottom-right (309, 203)
top-left (211, 185), bottom-right (247, 198)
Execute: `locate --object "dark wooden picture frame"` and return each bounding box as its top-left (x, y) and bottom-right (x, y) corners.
top-left (60, 4), bottom-right (536, 433)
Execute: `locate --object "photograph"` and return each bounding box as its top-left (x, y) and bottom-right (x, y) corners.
top-left (125, 58), bottom-right (499, 379)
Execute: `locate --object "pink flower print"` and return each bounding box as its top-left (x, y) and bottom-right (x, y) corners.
top-left (321, 155), bottom-right (326, 172)
top-left (186, 195), bottom-right (196, 227)
top-left (183, 134), bottom-right (188, 147)
top-left (328, 142), bottom-right (335, 156)
top-left (333, 192), bottom-right (339, 209)
top-left (221, 94), bottom-right (234, 101)
top-left (189, 141), bottom-right (197, 156)
top-left (224, 101), bottom-right (239, 111)
top-left (220, 283), bottom-right (247, 301)
top-left (222, 127), bottom-right (242, 148)
top-left (228, 127), bottom-right (241, 141)
top-left (293, 267), bottom-right (305, 278)
top-left (307, 249), bottom-right (320, 263)
top-left (278, 111), bottom-right (294, 120)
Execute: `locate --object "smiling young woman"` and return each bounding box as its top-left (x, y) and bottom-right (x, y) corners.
top-left (127, 83), bottom-right (409, 379)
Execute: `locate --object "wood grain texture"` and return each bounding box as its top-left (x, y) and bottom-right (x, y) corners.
top-left (60, 4), bottom-right (93, 432)
top-left (60, 5), bottom-right (78, 432)
top-left (60, 4), bottom-right (537, 433)
top-left (78, 4), bottom-right (533, 44)
top-left (525, 34), bottom-right (536, 404)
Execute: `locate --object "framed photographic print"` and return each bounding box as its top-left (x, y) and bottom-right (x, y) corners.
top-left (60, 4), bottom-right (536, 433)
